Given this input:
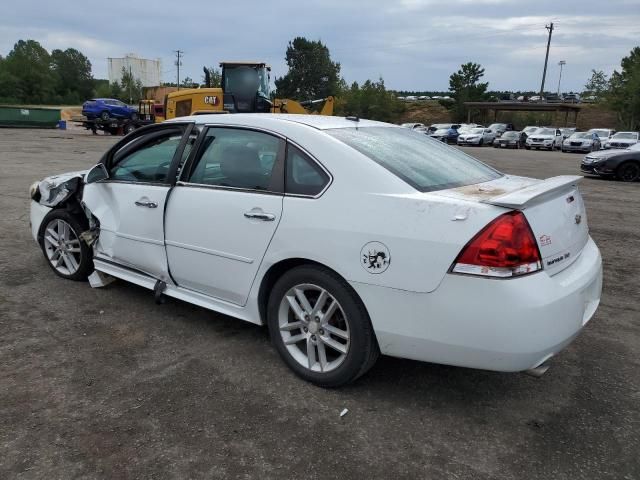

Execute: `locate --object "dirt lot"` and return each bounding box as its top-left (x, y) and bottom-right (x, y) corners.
top-left (1, 128), bottom-right (639, 480)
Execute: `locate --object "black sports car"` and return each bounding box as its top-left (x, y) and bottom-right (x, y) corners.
top-left (581, 144), bottom-right (640, 182)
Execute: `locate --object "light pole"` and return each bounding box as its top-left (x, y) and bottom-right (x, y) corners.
top-left (557, 60), bottom-right (566, 96)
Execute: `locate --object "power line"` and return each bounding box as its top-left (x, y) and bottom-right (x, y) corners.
top-left (539, 22), bottom-right (554, 96)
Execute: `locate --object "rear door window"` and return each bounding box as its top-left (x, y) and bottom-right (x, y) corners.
top-left (187, 127), bottom-right (284, 192)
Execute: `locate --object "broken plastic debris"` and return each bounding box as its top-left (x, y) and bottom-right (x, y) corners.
top-left (340, 408), bottom-right (349, 417)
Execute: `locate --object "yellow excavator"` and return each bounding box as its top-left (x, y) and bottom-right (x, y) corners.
top-left (161, 61), bottom-right (334, 121)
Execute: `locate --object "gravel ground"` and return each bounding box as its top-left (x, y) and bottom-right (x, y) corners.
top-left (0, 128), bottom-right (638, 479)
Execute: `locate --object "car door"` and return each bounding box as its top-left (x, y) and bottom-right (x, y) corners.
top-left (164, 126), bottom-right (285, 306)
top-left (83, 123), bottom-right (194, 280)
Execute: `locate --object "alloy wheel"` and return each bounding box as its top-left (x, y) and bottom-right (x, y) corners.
top-left (619, 163), bottom-right (640, 182)
top-left (43, 218), bottom-right (82, 276)
top-left (278, 283), bottom-right (350, 373)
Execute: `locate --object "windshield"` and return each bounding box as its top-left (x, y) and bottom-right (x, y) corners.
top-left (224, 66), bottom-right (270, 98)
top-left (523, 127), bottom-right (539, 134)
top-left (502, 132), bottom-right (519, 139)
top-left (570, 132), bottom-right (590, 139)
top-left (326, 127), bottom-right (501, 192)
top-left (469, 128), bottom-right (484, 134)
top-left (591, 130), bottom-right (610, 138)
top-left (488, 124), bottom-right (505, 130)
top-left (612, 132), bottom-right (638, 139)
top-left (536, 128), bottom-right (555, 136)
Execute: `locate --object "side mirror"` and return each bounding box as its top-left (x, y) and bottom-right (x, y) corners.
top-left (85, 163), bottom-right (109, 184)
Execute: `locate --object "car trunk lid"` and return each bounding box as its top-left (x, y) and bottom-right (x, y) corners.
top-left (435, 175), bottom-right (589, 276)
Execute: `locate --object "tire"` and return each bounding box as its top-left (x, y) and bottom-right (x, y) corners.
top-left (123, 123), bottom-right (136, 135)
top-left (525, 146), bottom-right (531, 150)
top-left (100, 111), bottom-right (110, 121)
top-left (479, 139), bottom-right (484, 147)
top-left (267, 265), bottom-right (379, 387)
top-left (38, 209), bottom-right (93, 281)
top-left (616, 162), bottom-right (640, 182)
top-left (130, 112), bottom-right (139, 121)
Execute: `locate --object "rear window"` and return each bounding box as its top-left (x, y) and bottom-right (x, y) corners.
top-left (327, 127), bottom-right (501, 192)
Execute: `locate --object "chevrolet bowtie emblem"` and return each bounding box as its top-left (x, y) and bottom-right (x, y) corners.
top-left (575, 214), bottom-right (582, 225)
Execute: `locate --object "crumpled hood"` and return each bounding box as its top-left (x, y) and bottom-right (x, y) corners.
top-left (37, 170), bottom-right (87, 207)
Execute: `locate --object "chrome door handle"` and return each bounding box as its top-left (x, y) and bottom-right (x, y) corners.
top-left (135, 200), bottom-right (158, 208)
top-left (244, 211), bottom-right (275, 221)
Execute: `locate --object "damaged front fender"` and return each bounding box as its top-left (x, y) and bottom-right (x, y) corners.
top-left (33, 170), bottom-right (87, 207)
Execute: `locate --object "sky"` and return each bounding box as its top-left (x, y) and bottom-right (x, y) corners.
top-left (1, 0), bottom-right (639, 93)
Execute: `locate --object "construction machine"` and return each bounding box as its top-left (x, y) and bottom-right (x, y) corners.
top-left (163, 61), bottom-right (334, 120)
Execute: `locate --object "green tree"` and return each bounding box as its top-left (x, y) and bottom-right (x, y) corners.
top-left (51, 48), bottom-right (94, 103)
top-left (202, 66), bottom-right (221, 87)
top-left (181, 76), bottom-right (195, 88)
top-left (607, 47), bottom-right (640, 130)
top-left (1, 39), bottom-right (54, 103)
top-left (336, 77), bottom-right (405, 123)
top-left (119, 67), bottom-right (143, 103)
top-left (275, 37), bottom-right (341, 101)
top-left (584, 69), bottom-right (609, 100)
top-left (448, 62), bottom-right (489, 121)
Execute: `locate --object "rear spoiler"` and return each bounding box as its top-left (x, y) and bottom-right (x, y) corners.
top-left (481, 175), bottom-right (582, 209)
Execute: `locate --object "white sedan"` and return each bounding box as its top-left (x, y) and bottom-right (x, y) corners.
top-left (29, 115), bottom-right (602, 386)
top-left (457, 127), bottom-right (496, 146)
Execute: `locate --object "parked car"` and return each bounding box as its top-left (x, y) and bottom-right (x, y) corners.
top-left (82, 98), bottom-right (139, 121)
top-left (563, 93), bottom-right (581, 103)
top-left (493, 130), bottom-right (522, 149)
top-left (546, 94), bottom-right (563, 103)
top-left (581, 142), bottom-right (640, 182)
top-left (428, 123), bottom-right (460, 134)
top-left (559, 127), bottom-right (577, 140)
top-left (529, 95), bottom-right (543, 102)
top-left (605, 131), bottom-right (639, 149)
top-left (587, 128), bottom-right (615, 148)
top-left (29, 114), bottom-right (602, 387)
top-left (525, 127), bottom-right (563, 150)
top-left (457, 127), bottom-right (495, 146)
top-left (487, 123), bottom-right (514, 137)
top-left (562, 132), bottom-right (601, 153)
top-left (401, 123), bottom-right (428, 133)
top-left (429, 126), bottom-right (459, 144)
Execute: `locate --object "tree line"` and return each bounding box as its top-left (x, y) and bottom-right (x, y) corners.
top-left (0, 37), bottom-right (637, 129)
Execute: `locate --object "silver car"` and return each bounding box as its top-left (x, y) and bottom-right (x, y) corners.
top-left (562, 132), bottom-right (601, 153)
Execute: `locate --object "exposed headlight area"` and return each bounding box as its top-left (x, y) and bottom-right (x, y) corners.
top-left (29, 181), bottom-right (40, 200)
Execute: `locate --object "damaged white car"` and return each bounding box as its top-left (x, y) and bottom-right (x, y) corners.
top-left (30, 115), bottom-right (603, 386)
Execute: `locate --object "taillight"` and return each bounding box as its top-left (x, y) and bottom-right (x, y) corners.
top-left (450, 211), bottom-right (542, 278)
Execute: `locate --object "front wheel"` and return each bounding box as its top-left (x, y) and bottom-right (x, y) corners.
top-left (267, 266), bottom-right (379, 387)
top-left (38, 210), bottom-right (93, 280)
top-left (616, 162), bottom-right (640, 182)
top-left (100, 111), bottom-right (110, 121)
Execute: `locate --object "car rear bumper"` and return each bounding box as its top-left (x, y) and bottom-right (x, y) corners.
top-left (350, 236), bottom-right (602, 372)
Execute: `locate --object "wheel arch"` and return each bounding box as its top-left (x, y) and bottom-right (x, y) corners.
top-left (257, 257), bottom-right (370, 326)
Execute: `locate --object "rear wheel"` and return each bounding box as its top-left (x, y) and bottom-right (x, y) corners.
top-left (267, 265), bottom-right (379, 387)
top-left (38, 210), bottom-right (93, 280)
top-left (616, 162), bottom-right (640, 182)
top-left (123, 123), bottom-right (136, 135)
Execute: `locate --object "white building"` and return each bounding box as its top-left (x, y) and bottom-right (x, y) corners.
top-left (108, 54), bottom-right (162, 87)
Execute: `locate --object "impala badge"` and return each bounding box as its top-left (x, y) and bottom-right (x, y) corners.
top-left (575, 214), bottom-right (582, 225)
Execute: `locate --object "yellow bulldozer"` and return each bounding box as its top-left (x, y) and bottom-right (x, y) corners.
top-left (161, 61), bottom-right (334, 121)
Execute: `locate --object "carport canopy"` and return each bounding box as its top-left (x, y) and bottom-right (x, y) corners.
top-left (463, 101), bottom-right (581, 127)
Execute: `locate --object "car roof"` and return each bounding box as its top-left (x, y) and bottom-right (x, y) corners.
top-left (171, 114), bottom-right (393, 130)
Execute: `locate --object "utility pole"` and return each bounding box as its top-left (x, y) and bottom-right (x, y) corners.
top-left (174, 50), bottom-right (183, 90)
top-left (129, 65), bottom-right (133, 105)
top-left (557, 60), bottom-right (566, 96)
top-left (539, 22), bottom-right (554, 99)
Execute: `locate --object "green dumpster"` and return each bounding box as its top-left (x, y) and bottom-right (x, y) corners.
top-left (0, 106), bottom-right (61, 128)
